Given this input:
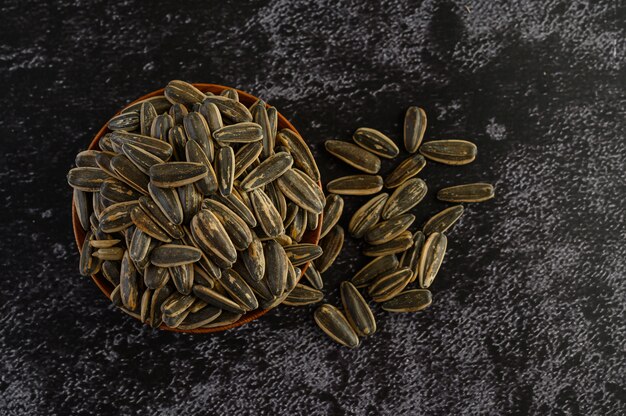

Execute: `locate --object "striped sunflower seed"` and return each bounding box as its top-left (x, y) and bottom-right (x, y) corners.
top-left (169, 263), bottom-right (194, 295)
top-left (418, 232), bottom-right (447, 289)
top-left (348, 193), bottom-right (389, 238)
top-left (178, 306), bottom-right (223, 330)
top-left (341, 281), bottom-right (376, 336)
top-left (184, 140), bottom-right (218, 195)
top-left (303, 262), bottom-right (323, 290)
top-left (221, 268), bottom-right (258, 311)
top-left (325, 140), bottom-right (381, 174)
top-left (183, 112), bottom-right (214, 161)
top-left (314, 304), bottom-right (359, 348)
top-left (399, 231), bottom-right (425, 283)
top-left (320, 195), bottom-right (343, 239)
top-left (109, 131), bottom-right (173, 160)
top-left (192, 285), bottom-right (246, 314)
top-left (363, 231), bottom-right (413, 256)
top-left (74, 189), bottom-right (91, 231)
top-left (368, 267), bottom-right (413, 302)
top-left (419, 140), bottom-right (477, 165)
top-left (351, 254), bottom-right (399, 288)
top-left (108, 112), bottom-right (139, 131)
top-left (67, 167), bottom-right (109, 192)
top-left (250, 188), bottom-right (284, 238)
top-left (177, 184), bottom-right (203, 224)
top-left (120, 251), bottom-right (139, 310)
top-left (315, 225), bottom-right (344, 273)
top-left (437, 183), bottom-right (495, 203)
top-left (365, 213), bottom-right (415, 245)
top-left (99, 201), bottom-right (138, 233)
top-left (240, 152), bottom-right (293, 191)
top-left (217, 146), bottom-right (235, 196)
top-left (130, 205), bottom-right (172, 242)
top-left (144, 264), bottom-right (170, 290)
top-left (384, 154), bottom-right (426, 188)
top-left (423, 205), bottom-right (464, 235)
top-left (353, 127), bottom-right (399, 159)
top-left (148, 183), bottom-right (184, 225)
top-left (150, 244), bottom-right (202, 267)
top-left (128, 228), bottom-right (151, 263)
top-left (100, 177), bottom-right (142, 203)
top-left (326, 175), bottom-right (383, 196)
top-left (202, 199), bottom-right (253, 251)
top-left (276, 129), bottom-right (320, 182)
top-left (164, 80), bottom-right (206, 107)
top-left (150, 114), bottom-right (174, 141)
top-left (202, 95), bottom-right (253, 123)
top-left (213, 122), bottom-right (263, 144)
top-left (110, 154), bottom-right (150, 194)
top-left (382, 178), bottom-right (427, 220)
top-left (138, 196), bottom-right (184, 240)
top-left (404, 106), bottom-right (427, 153)
top-left (199, 101), bottom-right (224, 132)
top-left (150, 162), bottom-right (207, 188)
top-left (190, 209), bottom-right (237, 267)
top-left (381, 289), bottom-right (432, 312)
top-left (264, 240), bottom-right (289, 297)
top-left (233, 142), bottom-right (264, 179)
top-left (283, 283), bottom-right (324, 306)
top-left (283, 243), bottom-right (323, 266)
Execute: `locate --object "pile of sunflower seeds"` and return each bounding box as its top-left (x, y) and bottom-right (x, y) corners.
top-left (310, 106), bottom-right (494, 348)
top-left (67, 80), bottom-right (324, 330)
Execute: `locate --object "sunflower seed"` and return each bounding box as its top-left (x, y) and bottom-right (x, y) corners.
top-left (99, 201), bottom-right (138, 233)
top-left (423, 205), bottom-right (464, 235)
top-left (74, 189), bottom-right (91, 231)
top-left (109, 131), bottom-right (173, 160)
top-left (123, 95), bottom-right (171, 115)
top-left (319, 195), bottom-right (343, 239)
top-left (250, 188), bottom-right (284, 238)
top-left (202, 199), bottom-right (253, 250)
top-left (240, 152), bottom-right (293, 191)
top-left (353, 127), bottom-right (399, 159)
top-left (201, 310), bottom-right (243, 328)
top-left (368, 267), bottom-right (412, 302)
top-left (110, 154), bottom-right (150, 194)
top-left (138, 196), bottom-right (184, 239)
top-left (384, 154), bottom-right (427, 188)
top-left (102, 260), bottom-right (121, 285)
top-left (288, 208), bottom-right (307, 242)
top-left (177, 184), bottom-right (203, 224)
top-left (169, 263), bottom-right (194, 295)
top-left (283, 244), bottom-right (323, 266)
top-left (150, 244), bottom-right (202, 267)
top-left (382, 178), bottom-right (427, 220)
top-left (164, 80), bottom-right (206, 107)
top-left (149, 285), bottom-right (173, 328)
top-left (314, 304), bottom-right (360, 348)
top-left (178, 306), bottom-right (223, 330)
top-left (419, 140), bottom-right (477, 165)
top-left (276, 169), bottom-right (324, 214)
top-left (75, 150), bottom-right (101, 168)
top-left (387, 289), bottom-right (434, 313)
top-left (108, 112), bottom-right (139, 131)
top-left (404, 106), bottom-right (427, 153)
top-left (212, 122), bottom-right (263, 144)
top-left (144, 264), bottom-right (170, 289)
top-left (400, 231), bottom-right (425, 283)
top-left (365, 214), bottom-right (415, 245)
top-left (129, 205), bottom-right (171, 242)
top-left (437, 183), bottom-right (495, 203)
top-left (190, 209), bottom-right (237, 266)
top-left (283, 283), bottom-right (324, 306)
top-left (264, 240), bottom-right (289, 297)
top-left (216, 146), bottom-right (235, 196)
top-left (351, 254), bottom-right (399, 288)
top-left (192, 285), bottom-right (246, 314)
top-left (348, 193), bottom-right (389, 238)
top-left (325, 140), bottom-right (381, 174)
top-left (341, 281), bottom-right (376, 336)
top-left (210, 193), bottom-right (257, 228)
top-left (79, 232), bottom-right (102, 276)
top-left (120, 251), bottom-right (139, 310)
top-left (203, 95), bottom-right (253, 123)
top-left (276, 129), bottom-right (320, 182)
top-left (315, 225), bottom-right (344, 273)
top-left (327, 175), bottom-right (383, 196)
top-left (148, 183), bottom-right (184, 225)
top-left (183, 112), bottom-right (214, 161)
top-left (199, 101), bottom-right (224, 132)
top-left (418, 232), bottom-right (447, 289)
top-left (221, 268), bottom-right (258, 311)
top-left (184, 140), bottom-right (218, 195)
top-left (150, 114), bottom-right (174, 140)
top-left (67, 167), bottom-right (108, 192)
top-left (363, 231), bottom-right (413, 256)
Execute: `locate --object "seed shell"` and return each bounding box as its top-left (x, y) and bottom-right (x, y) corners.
top-left (314, 304), bottom-right (360, 348)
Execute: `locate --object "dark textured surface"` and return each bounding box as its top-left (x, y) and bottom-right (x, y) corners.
top-left (1, 1), bottom-right (625, 414)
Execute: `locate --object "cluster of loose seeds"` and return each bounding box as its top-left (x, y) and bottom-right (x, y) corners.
top-left (309, 106), bottom-right (495, 348)
top-left (68, 80), bottom-right (325, 330)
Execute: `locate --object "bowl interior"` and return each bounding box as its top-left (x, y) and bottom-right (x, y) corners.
top-left (72, 83), bottom-right (323, 333)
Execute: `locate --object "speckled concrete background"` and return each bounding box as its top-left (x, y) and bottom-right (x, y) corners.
top-left (1, 0), bottom-right (624, 414)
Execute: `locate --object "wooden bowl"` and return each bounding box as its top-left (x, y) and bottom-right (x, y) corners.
top-left (71, 83), bottom-right (323, 333)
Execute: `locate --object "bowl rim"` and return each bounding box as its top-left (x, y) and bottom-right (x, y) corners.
top-left (71, 83), bottom-right (323, 333)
